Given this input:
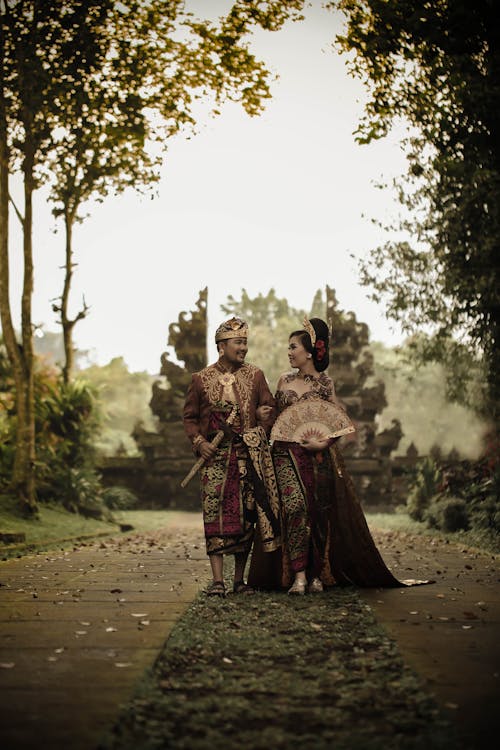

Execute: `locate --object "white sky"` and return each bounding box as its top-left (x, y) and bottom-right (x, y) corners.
top-left (7, 0), bottom-right (410, 374)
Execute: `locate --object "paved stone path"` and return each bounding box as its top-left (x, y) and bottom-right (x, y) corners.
top-left (0, 514), bottom-right (209, 750)
top-left (366, 527), bottom-right (500, 750)
top-left (1, 515), bottom-right (499, 750)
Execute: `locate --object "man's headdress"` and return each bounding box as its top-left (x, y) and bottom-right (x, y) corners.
top-left (215, 316), bottom-right (249, 343)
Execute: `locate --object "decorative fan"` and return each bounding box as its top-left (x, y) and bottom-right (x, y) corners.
top-left (270, 398), bottom-right (355, 443)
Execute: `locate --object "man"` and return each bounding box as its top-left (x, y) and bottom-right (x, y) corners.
top-left (183, 316), bottom-right (281, 596)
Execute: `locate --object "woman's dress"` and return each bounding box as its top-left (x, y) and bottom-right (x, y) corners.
top-left (248, 372), bottom-right (403, 589)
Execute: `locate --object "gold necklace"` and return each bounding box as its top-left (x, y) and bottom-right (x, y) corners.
top-left (218, 372), bottom-right (236, 387)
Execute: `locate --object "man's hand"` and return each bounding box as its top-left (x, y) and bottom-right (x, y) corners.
top-left (199, 439), bottom-right (218, 462)
top-left (256, 405), bottom-right (273, 421)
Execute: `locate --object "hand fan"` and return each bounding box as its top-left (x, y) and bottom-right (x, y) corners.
top-left (270, 398), bottom-right (355, 443)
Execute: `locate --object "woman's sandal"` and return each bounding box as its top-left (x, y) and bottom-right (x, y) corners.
top-left (288, 579), bottom-right (307, 596)
top-left (307, 577), bottom-right (324, 593)
top-left (232, 580), bottom-right (255, 595)
top-left (206, 580), bottom-right (226, 597)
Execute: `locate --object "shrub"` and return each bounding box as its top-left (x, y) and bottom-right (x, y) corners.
top-left (438, 436), bottom-right (500, 533)
top-left (406, 457), bottom-right (442, 521)
top-left (42, 466), bottom-right (109, 519)
top-left (34, 378), bottom-right (104, 509)
top-left (1, 345), bottom-right (108, 516)
top-left (425, 495), bottom-right (470, 532)
top-left (102, 486), bottom-right (139, 510)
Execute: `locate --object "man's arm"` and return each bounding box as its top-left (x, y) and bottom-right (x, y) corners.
top-left (183, 374), bottom-right (219, 461)
top-left (183, 375), bottom-right (204, 454)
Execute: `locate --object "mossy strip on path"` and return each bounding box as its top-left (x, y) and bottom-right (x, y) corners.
top-left (102, 588), bottom-right (456, 750)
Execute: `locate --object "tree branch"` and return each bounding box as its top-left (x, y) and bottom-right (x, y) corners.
top-left (8, 192), bottom-right (24, 225)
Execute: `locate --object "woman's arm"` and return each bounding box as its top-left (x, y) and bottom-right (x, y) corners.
top-left (255, 369), bottom-right (276, 429)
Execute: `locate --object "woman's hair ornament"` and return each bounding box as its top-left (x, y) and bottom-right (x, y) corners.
top-left (302, 316), bottom-right (317, 345)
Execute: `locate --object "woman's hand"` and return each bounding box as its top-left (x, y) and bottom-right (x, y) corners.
top-left (256, 405), bottom-right (273, 421)
top-left (300, 437), bottom-right (330, 452)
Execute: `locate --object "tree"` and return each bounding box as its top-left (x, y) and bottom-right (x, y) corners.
top-left (329, 0), bottom-right (500, 419)
top-left (0, 1), bottom-right (108, 512)
top-left (0, 0), bottom-right (305, 512)
top-left (80, 357), bottom-right (156, 457)
top-left (367, 340), bottom-right (487, 458)
top-left (45, 0), bottom-right (306, 383)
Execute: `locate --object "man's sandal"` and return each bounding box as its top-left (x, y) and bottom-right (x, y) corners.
top-left (206, 580), bottom-right (226, 597)
top-left (232, 580), bottom-right (255, 595)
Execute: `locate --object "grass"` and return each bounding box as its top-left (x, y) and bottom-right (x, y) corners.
top-left (366, 510), bottom-right (500, 555)
top-left (0, 494), bottom-right (118, 553)
top-left (0, 496), bottom-right (197, 558)
top-left (101, 587), bottom-right (456, 750)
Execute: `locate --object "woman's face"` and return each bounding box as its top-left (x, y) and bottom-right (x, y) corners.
top-left (288, 335), bottom-right (309, 369)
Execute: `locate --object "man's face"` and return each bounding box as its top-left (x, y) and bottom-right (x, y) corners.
top-left (220, 337), bottom-right (248, 366)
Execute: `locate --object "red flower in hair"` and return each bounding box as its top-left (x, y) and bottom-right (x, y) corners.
top-left (315, 339), bottom-right (326, 360)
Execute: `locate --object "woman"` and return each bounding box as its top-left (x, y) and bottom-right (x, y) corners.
top-left (248, 316), bottom-right (403, 594)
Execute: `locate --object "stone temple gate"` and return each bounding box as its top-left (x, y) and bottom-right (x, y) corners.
top-left (100, 286), bottom-right (417, 508)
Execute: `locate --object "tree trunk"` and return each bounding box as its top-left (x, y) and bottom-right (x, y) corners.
top-left (17, 134), bottom-right (37, 514)
top-left (59, 207), bottom-right (88, 384)
top-left (61, 211), bottom-right (74, 384)
top-left (0, 36), bottom-right (36, 514)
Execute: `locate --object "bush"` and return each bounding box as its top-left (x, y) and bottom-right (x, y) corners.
top-left (406, 457), bottom-right (442, 521)
top-left (425, 495), bottom-right (470, 532)
top-left (35, 378), bottom-right (108, 516)
top-left (102, 486), bottom-right (139, 510)
top-left (1, 344), bottom-right (109, 517)
top-left (438, 436), bottom-right (500, 533)
top-left (465, 472), bottom-right (500, 532)
top-left (41, 465), bottom-right (109, 519)
top-left (406, 434), bottom-right (500, 536)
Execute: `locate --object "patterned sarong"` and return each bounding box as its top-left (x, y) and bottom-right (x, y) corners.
top-left (200, 415), bottom-right (281, 556)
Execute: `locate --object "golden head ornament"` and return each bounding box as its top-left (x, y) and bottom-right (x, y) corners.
top-left (302, 316), bottom-right (317, 345)
top-left (215, 316), bottom-right (249, 343)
